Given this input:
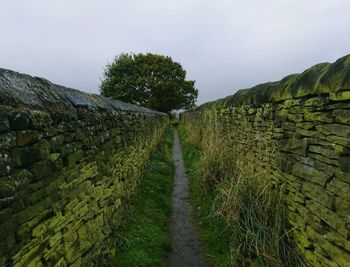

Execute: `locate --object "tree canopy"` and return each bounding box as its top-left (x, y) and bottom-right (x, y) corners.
top-left (100, 53), bottom-right (198, 113)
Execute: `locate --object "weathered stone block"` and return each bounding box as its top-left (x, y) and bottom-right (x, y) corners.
top-left (330, 91), bottom-right (350, 101)
top-left (296, 205), bottom-right (324, 233)
top-left (50, 135), bottom-right (65, 152)
top-left (338, 156), bottom-right (350, 172)
top-left (309, 152), bottom-right (338, 166)
top-left (302, 181), bottom-right (334, 209)
top-left (317, 124), bottom-right (350, 138)
top-left (292, 154), bottom-right (335, 176)
top-left (333, 144), bottom-right (350, 156)
top-left (296, 128), bottom-right (326, 139)
top-left (283, 99), bottom-right (301, 108)
top-left (304, 112), bottom-right (333, 123)
top-left (30, 160), bottom-right (52, 180)
top-left (11, 147), bottom-right (33, 167)
top-left (304, 97), bottom-right (328, 107)
top-left (53, 257), bottom-right (67, 267)
top-left (35, 140), bottom-right (51, 160)
top-left (31, 111), bottom-right (53, 129)
top-left (324, 229), bottom-right (350, 253)
top-left (333, 109), bottom-right (350, 124)
top-left (334, 197), bottom-right (350, 223)
top-left (327, 178), bottom-right (350, 201)
top-left (0, 169), bottom-right (33, 198)
top-left (66, 150), bottom-right (85, 166)
top-left (16, 130), bottom-right (40, 146)
top-left (326, 135), bottom-right (350, 146)
top-left (306, 200), bottom-right (348, 238)
top-left (335, 170), bottom-right (350, 184)
top-left (0, 132), bottom-right (16, 150)
top-left (287, 113), bottom-right (304, 123)
top-left (296, 122), bottom-right (317, 130)
top-left (280, 137), bottom-right (309, 156)
top-left (9, 112), bottom-right (33, 130)
top-left (292, 161), bottom-right (330, 186)
top-left (309, 145), bottom-right (338, 159)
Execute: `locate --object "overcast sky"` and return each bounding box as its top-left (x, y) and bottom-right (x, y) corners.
top-left (1, 0), bottom-right (350, 105)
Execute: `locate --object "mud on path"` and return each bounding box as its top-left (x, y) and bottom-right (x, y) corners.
top-left (168, 130), bottom-right (207, 267)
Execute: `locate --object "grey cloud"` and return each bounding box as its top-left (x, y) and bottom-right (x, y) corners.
top-left (1, 0), bottom-right (350, 105)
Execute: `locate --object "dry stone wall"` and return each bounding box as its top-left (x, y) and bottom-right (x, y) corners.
top-left (181, 55), bottom-right (350, 267)
top-left (0, 68), bottom-right (168, 266)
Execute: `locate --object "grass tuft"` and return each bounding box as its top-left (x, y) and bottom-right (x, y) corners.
top-left (178, 117), bottom-right (302, 267)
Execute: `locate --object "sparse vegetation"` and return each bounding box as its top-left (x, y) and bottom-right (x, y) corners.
top-left (178, 113), bottom-right (302, 267)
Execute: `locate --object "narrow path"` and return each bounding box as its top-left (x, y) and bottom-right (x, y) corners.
top-left (168, 130), bottom-right (206, 267)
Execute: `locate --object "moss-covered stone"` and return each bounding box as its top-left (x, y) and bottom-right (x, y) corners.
top-left (66, 150), bottom-right (85, 166)
top-left (292, 161), bottom-right (330, 186)
top-left (335, 170), bottom-right (350, 184)
top-left (0, 169), bottom-right (33, 198)
top-left (9, 112), bottom-right (33, 130)
top-left (330, 91), bottom-right (350, 101)
top-left (30, 160), bottom-right (52, 180)
top-left (304, 97), bottom-right (328, 107)
top-left (326, 135), bottom-right (350, 146)
top-left (49, 135), bottom-right (65, 152)
top-left (280, 137), bottom-right (309, 156)
top-left (283, 99), bottom-right (301, 108)
top-left (324, 229), bottom-right (350, 253)
top-left (309, 145), bottom-right (338, 159)
top-left (333, 109), bottom-right (350, 124)
top-left (328, 178), bottom-right (350, 203)
top-left (16, 130), bottom-right (40, 146)
top-left (296, 121), bottom-right (317, 130)
top-left (35, 140), bottom-right (51, 159)
top-left (306, 200), bottom-right (348, 238)
top-left (0, 132), bottom-right (16, 150)
top-left (309, 152), bottom-right (338, 166)
top-left (30, 111), bottom-right (53, 130)
top-left (302, 181), bottom-right (334, 209)
top-left (11, 146), bottom-right (34, 167)
top-left (296, 128), bottom-right (326, 139)
top-left (304, 112), bottom-right (333, 123)
top-left (317, 124), bottom-right (350, 138)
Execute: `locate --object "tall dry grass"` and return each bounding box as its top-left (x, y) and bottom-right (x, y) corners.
top-left (184, 109), bottom-right (301, 267)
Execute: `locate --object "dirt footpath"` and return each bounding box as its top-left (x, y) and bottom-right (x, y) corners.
top-left (168, 130), bottom-right (207, 267)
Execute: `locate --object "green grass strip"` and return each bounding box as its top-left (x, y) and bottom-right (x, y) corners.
top-left (114, 127), bottom-right (174, 267)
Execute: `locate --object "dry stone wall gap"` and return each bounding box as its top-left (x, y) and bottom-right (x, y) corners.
top-left (181, 54), bottom-right (350, 267)
top-left (0, 68), bottom-right (168, 266)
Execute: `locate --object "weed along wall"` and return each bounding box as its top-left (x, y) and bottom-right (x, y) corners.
top-left (181, 55), bottom-right (350, 266)
top-left (0, 68), bottom-right (168, 266)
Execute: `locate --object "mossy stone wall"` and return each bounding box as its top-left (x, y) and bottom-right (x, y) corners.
top-left (181, 54), bottom-right (350, 266)
top-left (0, 68), bottom-right (168, 266)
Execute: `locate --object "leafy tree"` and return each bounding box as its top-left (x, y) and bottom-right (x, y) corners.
top-left (100, 53), bottom-right (198, 113)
